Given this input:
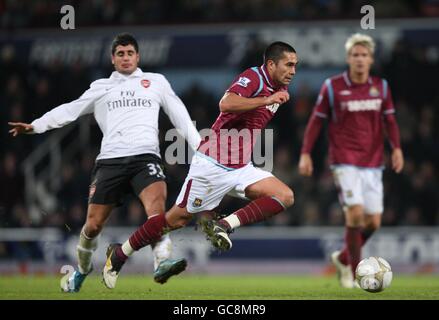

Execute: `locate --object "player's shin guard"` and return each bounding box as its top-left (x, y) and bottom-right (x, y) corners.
top-left (77, 227), bottom-right (98, 274)
top-left (221, 196), bottom-right (285, 230)
top-left (128, 213), bottom-right (170, 251)
top-left (151, 233), bottom-right (172, 270)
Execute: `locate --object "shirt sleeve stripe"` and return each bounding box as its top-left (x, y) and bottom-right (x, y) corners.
top-left (325, 78), bottom-right (337, 122)
top-left (250, 67), bottom-right (264, 97)
top-left (383, 109), bottom-right (395, 115)
top-left (383, 79), bottom-right (388, 99)
top-left (315, 111), bottom-right (328, 118)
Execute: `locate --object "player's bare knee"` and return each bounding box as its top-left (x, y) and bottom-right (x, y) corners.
top-left (346, 214), bottom-right (363, 227)
top-left (366, 221), bottom-right (380, 231)
top-left (346, 205), bottom-right (364, 226)
top-left (84, 222), bottom-right (103, 238)
top-left (276, 188), bottom-right (294, 208)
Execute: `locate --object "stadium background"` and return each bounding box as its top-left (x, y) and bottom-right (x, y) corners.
top-left (0, 0), bottom-right (438, 280)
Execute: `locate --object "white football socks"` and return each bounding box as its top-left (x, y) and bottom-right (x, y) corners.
top-left (77, 227), bottom-right (98, 275)
top-left (151, 233), bottom-right (172, 270)
top-left (121, 240), bottom-right (134, 257)
top-left (223, 214), bottom-right (241, 230)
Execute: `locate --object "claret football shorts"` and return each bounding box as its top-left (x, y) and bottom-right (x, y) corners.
top-left (176, 152), bottom-right (273, 213)
top-left (331, 165), bottom-right (384, 214)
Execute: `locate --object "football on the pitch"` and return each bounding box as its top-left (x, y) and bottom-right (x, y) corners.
top-left (355, 256), bottom-right (392, 293)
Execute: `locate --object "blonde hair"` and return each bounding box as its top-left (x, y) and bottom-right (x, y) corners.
top-left (345, 33), bottom-right (375, 55)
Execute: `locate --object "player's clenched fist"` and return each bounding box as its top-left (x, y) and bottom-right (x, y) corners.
top-left (265, 91), bottom-right (290, 105)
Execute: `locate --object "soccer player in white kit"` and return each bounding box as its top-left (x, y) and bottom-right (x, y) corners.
top-left (8, 33), bottom-right (201, 292)
top-left (299, 34), bottom-right (404, 288)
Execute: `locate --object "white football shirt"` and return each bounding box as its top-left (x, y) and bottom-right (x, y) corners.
top-left (31, 68), bottom-right (201, 160)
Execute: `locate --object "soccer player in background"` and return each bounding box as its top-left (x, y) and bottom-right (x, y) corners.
top-left (298, 33), bottom-right (404, 288)
top-left (101, 41), bottom-right (298, 289)
top-left (8, 33), bottom-right (201, 292)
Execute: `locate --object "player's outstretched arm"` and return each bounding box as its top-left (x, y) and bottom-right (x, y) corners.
top-left (8, 122), bottom-right (34, 137)
top-left (26, 83), bottom-right (101, 134)
top-left (219, 91), bottom-right (289, 113)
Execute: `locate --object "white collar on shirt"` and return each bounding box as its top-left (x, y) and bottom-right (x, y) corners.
top-left (110, 68), bottom-right (144, 81)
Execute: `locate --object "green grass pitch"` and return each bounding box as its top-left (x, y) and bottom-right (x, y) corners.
top-left (1, 274), bottom-right (439, 300)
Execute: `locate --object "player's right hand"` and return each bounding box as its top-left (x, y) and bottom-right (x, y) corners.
top-left (298, 153), bottom-right (313, 176)
top-left (391, 148), bottom-right (404, 173)
top-left (8, 122), bottom-right (34, 136)
top-left (266, 91), bottom-right (290, 105)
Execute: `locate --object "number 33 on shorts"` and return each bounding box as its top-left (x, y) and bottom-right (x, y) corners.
top-left (147, 163), bottom-right (165, 179)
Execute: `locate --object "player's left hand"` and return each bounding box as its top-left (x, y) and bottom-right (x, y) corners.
top-left (391, 148), bottom-right (404, 173)
top-left (8, 122), bottom-right (34, 136)
top-left (266, 91), bottom-right (290, 105)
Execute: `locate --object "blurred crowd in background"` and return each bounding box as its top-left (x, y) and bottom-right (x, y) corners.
top-left (1, 32), bottom-right (438, 235)
top-left (1, 0), bottom-right (439, 29)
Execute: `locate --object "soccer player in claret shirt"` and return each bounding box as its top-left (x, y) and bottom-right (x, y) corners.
top-left (102, 41), bottom-right (298, 289)
top-left (298, 34), bottom-right (404, 288)
top-left (9, 33), bottom-right (201, 292)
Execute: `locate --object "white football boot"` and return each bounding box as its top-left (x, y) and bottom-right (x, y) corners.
top-left (331, 250), bottom-right (354, 288)
top-left (102, 243), bottom-right (125, 289)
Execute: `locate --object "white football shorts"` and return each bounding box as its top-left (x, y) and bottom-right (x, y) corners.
top-left (331, 165), bottom-right (384, 214)
top-left (176, 152), bottom-right (273, 213)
